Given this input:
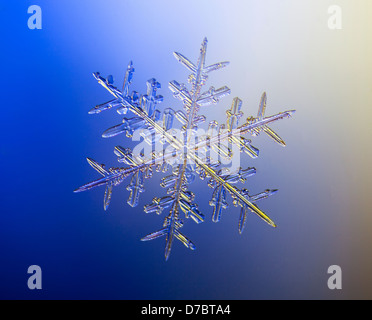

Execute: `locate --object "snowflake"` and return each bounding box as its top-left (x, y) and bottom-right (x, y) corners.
top-left (74, 38), bottom-right (295, 260)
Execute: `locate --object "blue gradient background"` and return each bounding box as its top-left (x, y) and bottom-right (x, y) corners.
top-left (1, 0), bottom-right (371, 299)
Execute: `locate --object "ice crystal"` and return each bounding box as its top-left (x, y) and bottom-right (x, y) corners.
top-left (74, 38), bottom-right (295, 260)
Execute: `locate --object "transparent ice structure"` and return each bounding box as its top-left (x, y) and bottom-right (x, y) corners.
top-left (75, 38), bottom-right (295, 260)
